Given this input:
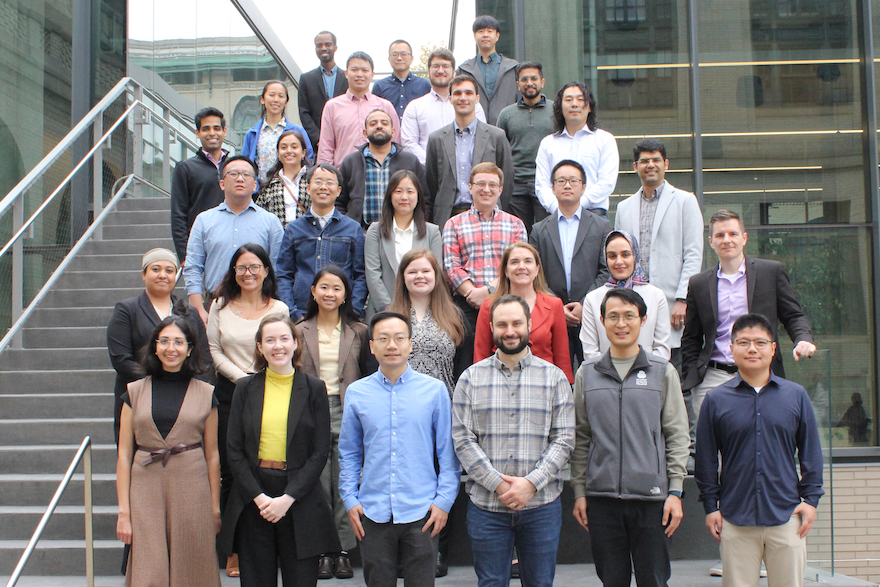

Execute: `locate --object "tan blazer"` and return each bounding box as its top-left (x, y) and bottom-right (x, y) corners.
top-left (296, 318), bottom-right (375, 405)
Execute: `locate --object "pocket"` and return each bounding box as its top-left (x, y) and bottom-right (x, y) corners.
top-left (328, 237), bottom-right (352, 265)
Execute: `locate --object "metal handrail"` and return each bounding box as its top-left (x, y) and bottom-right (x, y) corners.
top-left (4, 437), bottom-right (94, 587)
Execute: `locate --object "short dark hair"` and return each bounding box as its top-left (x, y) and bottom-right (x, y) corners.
top-left (731, 313), bottom-right (774, 340)
top-left (551, 159), bottom-right (586, 183)
top-left (709, 209), bottom-right (744, 232)
top-left (389, 39), bottom-right (412, 53)
top-left (600, 288), bottom-right (647, 319)
top-left (219, 155), bottom-right (258, 179)
top-left (515, 62), bottom-right (543, 78)
top-left (215, 243), bottom-right (278, 308)
top-left (364, 108), bottom-right (393, 128)
top-left (140, 316), bottom-right (206, 378)
top-left (473, 15), bottom-right (501, 33)
top-left (450, 73), bottom-right (480, 95)
top-left (315, 31), bottom-right (337, 45)
top-left (306, 163), bottom-right (343, 186)
top-left (253, 315), bottom-right (303, 371)
top-left (427, 48), bottom-right (455, 70)
top-left (369, 311), bottom-right (412, 339)
top-left (347, 51), bottom-right (374, 70)
top-left (633, 138), bottom-right (667, 161)
top-left (195, 107), bottom-right (225, 132)
top-left (490, 294), bottom-right (530, 323)
top-left (553, 82), bottom-right (598, 133)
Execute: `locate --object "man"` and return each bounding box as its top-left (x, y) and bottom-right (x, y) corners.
top-left (170, 106), bottom-right (229, 261)
top-left (183, 155), bottom-right (283, 324)
top-left (535, 82), bottom-right (619, 217)
top-left (696, 313), bottom-right (823, 587)
top-left (456, 15), bottom-right (519, 126)
top-left (452, 294), bottom-right (574, 587)
top-left (297, 31), bottom-right (348, 153)
top-left (442, 162), bottom-right (526, 329)
top-left (276, 163), bottom-right (366, 321)
top-left (337, 109), bottom-right (427, 229)
top-left (372, 40), bottom-right (431, 120)
top-left (401, 48), bottom-right (486, 165)
top-left (339, 311), bottom-right (460, 587)
top-left (572, 288), bottom-right (689, 587)
top-left (681, 209), bottom-right (817, 419)
top-left (530, 159), bottom-right (610, 366)
top-left (425, 74), bottom-right (514, 230)
top-left (317, 52), bottom-right (400, 167)
top-left (496, 62), bottom-right (555, 229)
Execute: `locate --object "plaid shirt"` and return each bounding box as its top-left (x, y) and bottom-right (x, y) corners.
top-left (452, 350), bottom-right (575, 512)
top-left (637, 182), bottom-right (664, 279)
top-left (443, 207), bottom-right (527, 291)
top-left (363, 145), bottom-right (395, 225)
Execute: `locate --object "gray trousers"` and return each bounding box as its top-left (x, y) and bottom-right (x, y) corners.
top-left (320, 395), bottom-right (356, 551)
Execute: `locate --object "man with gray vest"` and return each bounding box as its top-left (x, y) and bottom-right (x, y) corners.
top-left (572, 287), bottom-right (689, 587)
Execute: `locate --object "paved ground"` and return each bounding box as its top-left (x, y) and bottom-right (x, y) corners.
top-left (4, 561), bottom-right (877, 586)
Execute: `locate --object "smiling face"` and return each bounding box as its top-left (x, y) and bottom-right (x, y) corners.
top-left (516, 67), bottom-right (544, 100)
top-left (600, 296), bottom-right (646, 351)
top-left (551, 164), bottom-right (586, 210)
top-left (155, 323), bottom-right (190, 373)
top-left (142, 260), bottom-right (177, 298)
top-left (195, 115), bottom-right (226, 152)
top-left (369, 317), bottom-right (412, 371)
top-left (346, 58), bottom-right (374, 94)
top-left (261, 82), bottom-right (288, 117)
top-left (709, 218), bottom-right (748, 264)
top-left (258, 321), bottom-right (298, 372)
top-left (505, 246), bottom-right (539, 289)
top-left (364, 110), bottom-right (393, 146)
top-left (233, 251), bottom-right (267, 294)
top-left (428, 57), bottom-right (453, 88)
top-left (451, 80), bottom-right (478, 117)
top-left (605, 236), bottom-right (635, 281)
top-left (310, 272), bottom-right (346, 314)
top-left (403, 256), bottom-right (436, 298)
top-left (490, 301), bottom-right (531, 356)
top-left (391, 176), bottom-right (418, 217)
top-left (469, 171), bottom-right (502, 215)
top-left (561, 86), bottom-right (589, 129)
top-left (277, 134), bottom-right (304, 169)
top-left (314, 33), bottom-right (337, 65)
top-left (634, 150), bottom-right (668, 190)
top-left (474, 27), bottom-right (500, 53)
top-left (308, 167), bottom-right (341, 212)
top-left (730, 325), bottom-right (776, 376)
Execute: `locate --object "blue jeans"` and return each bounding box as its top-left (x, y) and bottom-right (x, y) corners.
top-left (466, 497), bottom-right (561, 587)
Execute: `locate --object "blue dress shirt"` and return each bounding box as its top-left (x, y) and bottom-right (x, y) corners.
top-left (556, 208), bottom-right (581, 292)
top-left (373, 72), bottom-right (431, 120)
top-left (454, 119), bottom-right (478, 206)
top-left (695, 373), bottom-right (824, 527)
top-left (339, 365), bottom-right (460, 524)
top-left (183, 201), bottom-right (284, 295)
top-left (322, 65), bottom-right (339, 101)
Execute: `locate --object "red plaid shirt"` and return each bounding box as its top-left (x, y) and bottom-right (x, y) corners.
top-left (443, 206), bottom-right (527, 290)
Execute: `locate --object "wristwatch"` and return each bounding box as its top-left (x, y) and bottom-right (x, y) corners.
top-left (487, 284), bottom-right (496, 294)
top-left (668, 490), bottom-right (683, 498)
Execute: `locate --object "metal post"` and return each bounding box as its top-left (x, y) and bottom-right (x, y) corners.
top-left (687, 0), bottom-right (704, 206)
top-left (448, 0), bottom-right (459, 52)
top-left (10, 198), bottom-right (23, 349)
top-left (84, 442), bottom-right (94, 587)
top-left (514, 0), bottom-right (526, 62)
top-left (587, 0), bottom-right (598, 91)
top-left (92, 112), bottom-right (103, 241)
top-left (162, 106), bottom-right (172, 195)
top-left (132, 84), bottom-right (145, 199)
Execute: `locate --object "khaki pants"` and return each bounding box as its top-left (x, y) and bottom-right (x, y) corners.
top-left (693, 366), bottom-right (736, 418)
top-left (721, 514), bottom-right (806, 587)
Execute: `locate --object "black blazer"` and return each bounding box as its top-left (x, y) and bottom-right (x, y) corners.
top-left (219, 370), bottom-right (340, 558)
top-left (297, 66), bottom-right (349, 152)
top-left (529, 207), bottom-right (611, 305)
top-left (681, 256), bottom-right (814, 390)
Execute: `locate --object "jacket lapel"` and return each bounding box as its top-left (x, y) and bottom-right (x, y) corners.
top-left (473, 123), bottom-right (489, 163)
top-left (286, 372), bottom-right (310, 448)
top-left (547, 221), bottom-right (565, 278)
top-left (651, 187), bottom-right (674, 245)
top-left (531, 294), bottom-right (552, 332)
top-left (248, 373), bottom-right (266, 449)
top-left (709, 270), bottom-right (720, 325)
top-left (300, 322), bottom-right (320, 375)
top-left (137, 292), bottom-right (161, 329)
top-left (338, 326), bottom-right (356, 378)
top-left (573, 210), bottom-right (593, 256)
top-left (745, 256), bottom-right (757, 310)
top-left (442, 127), bottom-right (457, 178)
top-left (381, 233), bottom-right (397, 273)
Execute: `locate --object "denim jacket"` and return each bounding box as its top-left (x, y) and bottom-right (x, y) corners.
top-left (276, 208), bottom-right (366, 321)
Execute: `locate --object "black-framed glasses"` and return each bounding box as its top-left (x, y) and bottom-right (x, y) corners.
top-left (234, 264), bottom-right (263, 276)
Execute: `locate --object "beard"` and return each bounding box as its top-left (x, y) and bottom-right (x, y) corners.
top-left (493, 333), bottom-right (530, 356)
top-left (368, 131), bottom-right (392, 146)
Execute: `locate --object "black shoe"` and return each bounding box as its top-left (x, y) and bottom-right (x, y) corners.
top-left (317, 555), bottom-right (335, 580)
top-left (436, 552), bottom-right (448, 577)
top-left (335, 554), bottom-right (354, 579)
top-left (511, 560), bottom-right (519, 579)
top-left (398, 565), bottom-right (405, 578)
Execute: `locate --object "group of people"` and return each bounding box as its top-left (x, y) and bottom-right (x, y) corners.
top-left (106, 13), bottom-right (826, 587)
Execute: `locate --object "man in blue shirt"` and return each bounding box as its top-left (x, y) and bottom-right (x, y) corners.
top-left (339, 311), bottom-right (460, 587)
top-left (275, 163), bottom-right (367, 320)
top-left (373, 40), bottom-right (431, 121)
top-left (184, 155), bottom-right (283, 324)
top-left (696, 313), bottom-right (824, 587)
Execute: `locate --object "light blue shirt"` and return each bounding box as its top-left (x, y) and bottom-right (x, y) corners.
top-left (557, 207), bottom-right (581, 292)
top-left (322, 65), bottom-right (339, 100)
top-left (454, 118), bottom-right (478, 206)
top-left (183, 201), bottom-right (284, 295)
top-left (339, 365), bottom-right (460, 524)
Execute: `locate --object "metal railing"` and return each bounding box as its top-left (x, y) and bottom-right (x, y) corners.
top-left (4, 437), bottom-right (94, 587)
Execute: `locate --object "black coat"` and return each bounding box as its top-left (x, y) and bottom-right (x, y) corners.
top-left (170, 150), bottom-right (227, 261)
top-left (218, 370), bottom-right (339, 558)
top-left (297, 66), bottom-right (349, 152)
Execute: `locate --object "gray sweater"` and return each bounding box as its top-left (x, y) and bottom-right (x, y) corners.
top-left (495, 96), bottom-right (555, 185)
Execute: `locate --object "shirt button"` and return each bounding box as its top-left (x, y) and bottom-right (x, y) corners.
top-left (393, 432), bottom-right (396, 435)
top-left (392, 411), bottom-right (396, 414)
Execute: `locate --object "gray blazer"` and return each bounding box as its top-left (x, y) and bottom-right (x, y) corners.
top-left (457, 54), bottom-right (520, 125)
top-left (364, 221), bottom-right (443, 318)
top-left (424, 120), bottom-right (514, 231)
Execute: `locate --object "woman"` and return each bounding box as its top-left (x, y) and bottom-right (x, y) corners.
top-left (474, 242), bottom-right (574, 383)
top-left (241, 81), bottom-right (314, 184)
top-left (220, 315), bottom-right (339, 587)
top-left (207, 243), bottom-right (289, 576)
top-left (107, 248), bottom-right (210, 442)
top-left (364, 169), bottom-right (442, 319)
top-left (580, 230), bottom-right (671, 359)
top-left (116, 316), bottom-right (220, 587)
top-left (295, 266), bottom-right (374, 579)
top-left (255, 130), bottom-right (311, 227)
top-left (389, 248), bottom-right (471, 396)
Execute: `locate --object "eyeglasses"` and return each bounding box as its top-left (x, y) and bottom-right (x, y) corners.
top-left (605, 313), bottom-right (640, 324)
top-left (553, 178), bottom-right (583, 187)
top-left (311, 179), bottom-right (338, 188)
top-left (157, 337), bottom-right (190, 349)
top-left (223, 170), bottom-right (255, 180)
top-left (518, 75), bottom-right (541, 83)
top-left (389, 51), bottom-right (412, 59)
top-left (733, 338), bottom-right (773, 349)
top-left (471, 181), bottom-right (501, 190)
top-left (234, 263), bottom-right (263, 276)
top-left (429, 64), bottom-right (453, 71)
top-left (637, 157), bottom-right (664, 165)
top-left (373, 334), bottom-right (410, 345)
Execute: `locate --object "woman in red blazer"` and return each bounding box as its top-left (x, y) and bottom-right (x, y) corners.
top-left (474, 242), bottom-right (574, 383)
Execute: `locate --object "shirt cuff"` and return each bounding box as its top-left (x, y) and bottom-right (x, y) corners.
top-left (432, 496), bottom-right (455, 514)
top-left (342, 497), bottom-right (361, 513)
top-left (702, 500), bottom-right (720, 515)
top-left (668, 476), bottom-right (684, 493)
top-left (525, 470), bottom-right (548, 492)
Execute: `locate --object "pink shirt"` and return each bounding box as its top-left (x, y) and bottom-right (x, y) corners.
top-left (316, 91), bottom-right (401, 166)
top-left (710, 259), bottom-right (748, 363)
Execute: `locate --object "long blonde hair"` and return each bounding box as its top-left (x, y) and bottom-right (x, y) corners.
top-left (489, 242), bottom-right (552, 303)
top-left (388, 248), bottom-right (466, 345)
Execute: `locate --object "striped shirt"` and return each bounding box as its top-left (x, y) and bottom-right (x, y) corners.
top-left (442, 206), bottom-right (527, 291)
top-left (452, 350), bottom-right (575, 512)
top-left (637, 182), bottom-right (664, 278)
top-left (363, 145), bottom-right (395, 225)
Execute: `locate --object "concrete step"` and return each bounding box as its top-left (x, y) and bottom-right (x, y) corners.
top-left (0, 348), bottom-right (110, 372)
top-left (69, 254), bottom-right (151, 272)
top-left (0, 540), bottom-right (125, 577)
top-left (41, 289), bottom-right (142, 309)
top-left (102, 224), bottom-right (170, 240)
top-left (102, 210), bottom-right (170, 227)
top-left (0, 369), bottom-right (114, 395)
top-left (116, 197), bottom-right (170, 212)
top-left (0, 394), bottom-right (113, 419)
top-left (27, 308), bottom-right (115, 328)
top-left (0, 506), bottom-right (118, 541)
top-left (79, 238), bottom-right (174, 255)
top-left (55, 271), bottom-right (149, 291)
top-left (0, 444), bottom-right (117, 476)
top-left (0, 475), bottom-right (117, 507)
top-left (0, 418), bottom-right (114, 445)
top-left (23, 326), bottom-right (107, 349)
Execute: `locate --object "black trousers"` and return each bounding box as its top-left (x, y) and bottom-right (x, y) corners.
top-left (361, 513), bottom-right (437, 587)
top-left (236, 469), bottom-right (319, 587)
top-left (587, 497), bottom-right (671, 587)
top-left (507, 182), bottom-right (549, 234)
top-left (214, 374), bottom-right (237, 514)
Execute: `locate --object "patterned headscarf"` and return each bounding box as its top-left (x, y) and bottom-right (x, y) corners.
top-left (604, 230), bottom-right (649, 289)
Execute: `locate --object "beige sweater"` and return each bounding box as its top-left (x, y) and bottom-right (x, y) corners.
top-left (207, 298), bottom-right (289, 382)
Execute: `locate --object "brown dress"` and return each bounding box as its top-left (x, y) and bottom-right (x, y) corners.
top-left (125, 377), bottom-right (221, 587)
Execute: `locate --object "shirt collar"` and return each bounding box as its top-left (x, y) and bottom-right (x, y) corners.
top-left (455, 118), bottom-right (479, 134)
top-left (364, 144), bottom-right (397, 162)
top-left (732, 372), bottom-right (781, 392)
top-left (480, 51), bottom-right (501, 64)
top-left (491, 348), bottom-right (533, 372)
top-left (561, 123), bottom-right (594, 139)
top-left (517, 95), bottom-right (547, 107)
top-left (392, 219), bottom-right (414, 235)
top-left (321, 65), bottom-right (338, 76)
top-left (557, 206), bottom-right (581, 222)
top-left (639, 181), bottom-right (666, 202)
top-left (430, 88), bottom-right (450, 102)
top-left (470, 205), bottom-right (499, 220)
top-left (380, 364), bottom-right (414, 386)
top-left (218, 200), bottom-right (259, 214)
top-left (307, 206), bottom-right (337, 222)
top-left (345, 89), bottom-right (371, 102)
top-left (200, 148), bottom-right (228, 168)
top-left (261, 118), bottom-right (287, 132)
top-left (717, 258), bottom-right (747, 279)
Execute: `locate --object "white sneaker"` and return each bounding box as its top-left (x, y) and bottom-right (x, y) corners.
top-left (708, 561), bottom-right (768, 578)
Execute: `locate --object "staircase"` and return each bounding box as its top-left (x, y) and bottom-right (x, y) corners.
top-left (0, 196), bottom-right (174, 578)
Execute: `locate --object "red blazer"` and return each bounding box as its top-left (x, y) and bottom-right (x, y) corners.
top-left (474, 292), bottom-right (574, 383)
